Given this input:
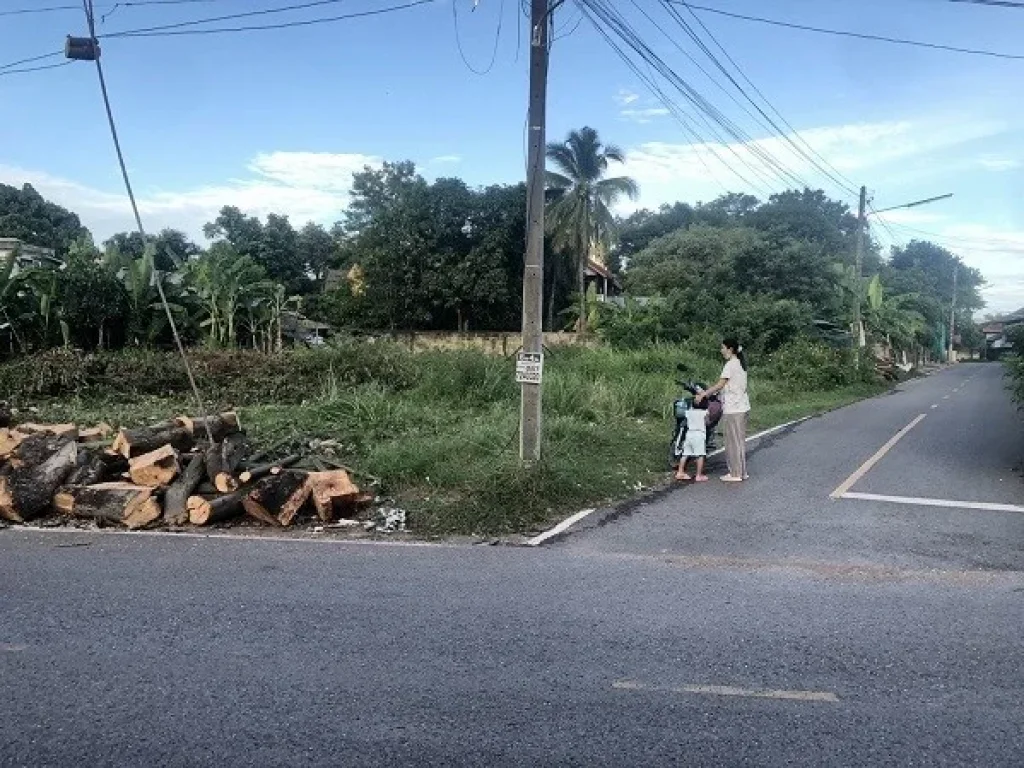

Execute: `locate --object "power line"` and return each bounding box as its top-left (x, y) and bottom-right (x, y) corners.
top-left (656, 0), bottom-right (859, 199)
top-left (0, 0), bottom-right (221, 17)
top-left (104, 0), bottom-right (349, 36)
top-left (671, 2), bottom-right (1024, 61)
top-left (0, 61), bottom-right (74, 78)
top-left (0, 51), bottom-right (63, 72)
top-left (947, 0), bottom-right (1024, 8)
top-left (77, 0), bottom-right (214, 442)
top-left (578, 0), bottom-right (818, 194)
top-left (668, 1), bottom-right (860, 196)
top-left (453, 0), bottom-right (506, 75)
top-left (103, 0), bottom-right (436, 37)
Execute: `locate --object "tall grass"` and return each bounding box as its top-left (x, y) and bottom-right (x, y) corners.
top-left (17, 340), bottom-right (885, 535)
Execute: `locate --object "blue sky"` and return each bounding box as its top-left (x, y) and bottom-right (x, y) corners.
top-left (1, 0), bottom-right (1022, 313)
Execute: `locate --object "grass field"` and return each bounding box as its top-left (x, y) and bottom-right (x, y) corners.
top-left (6, 342), bottom-right (885, 536)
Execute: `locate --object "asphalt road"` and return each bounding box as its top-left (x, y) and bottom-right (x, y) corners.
top-left (3, 364), bottom-right (1024, 767)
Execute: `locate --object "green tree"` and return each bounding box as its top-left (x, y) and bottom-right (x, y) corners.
top-left (189, 243), bottom-right (275, 348)
top-left (0, 183), bottom-right (88, 256)
top-left (546, 126), bottom-right (639, 333)
top-left (58, 238), bottom-right (129, 349)
top-left (104, 229), bottom-right (199, 272)
top-left (297, 222), bottom-right (338, 287)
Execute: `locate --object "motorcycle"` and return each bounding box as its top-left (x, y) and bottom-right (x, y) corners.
top-left (669, 363), bottom-right (723, 469)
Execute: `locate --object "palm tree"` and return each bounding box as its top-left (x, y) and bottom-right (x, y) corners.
top-left (546, 126), bottom-right (638, 333)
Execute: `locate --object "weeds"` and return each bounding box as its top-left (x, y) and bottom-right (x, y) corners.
top-left (11, 339), bottom-right (885, 536)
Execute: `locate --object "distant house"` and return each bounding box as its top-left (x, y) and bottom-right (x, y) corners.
top-left (281, 311), bottom-right (331, 346)
top-left (981, 309), bottom-right (1024, 358)
top-left (0, 238), bottom-right (62, 273)
top-left (584, 259), bottom-right (622, 302)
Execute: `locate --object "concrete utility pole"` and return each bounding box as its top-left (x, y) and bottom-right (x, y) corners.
top-left (518, 0), bottom-right (550, 463)
top-left (852, 185), bottom-right (867, 357)
top-left (949, 262), bottom-right (958, 363)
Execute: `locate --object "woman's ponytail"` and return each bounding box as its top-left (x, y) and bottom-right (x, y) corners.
top-left (722, 338), bottom-right (747, 370)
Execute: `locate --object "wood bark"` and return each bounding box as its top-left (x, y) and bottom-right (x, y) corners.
top-left (128, 445), bottom-right (181, 488)
top-left (176, 412), bottom-right (240, 442)
top-left (188, 491), bottom-right (245, 526)
top-left (238, 455), bottom-right (300, 485)
top-left (307, 470), bottom-right (360, 522)
top-left (65, 450), bottom-right (108, 487)
top-left (205, 432), bottom-right (250, 493)
top-left (0, 428), bottom-right (26, 460)
top-left (113, 425), bottom-right (193, 459)
top-left (164, 454), bottom-right (205, 526)
top-left (55, 482), bottom-right (160, 529)
top-left (242, 471), bottom-right (308, 527)
top-left (0, 439), bottom-right (78, 523)
top-left (16, 423), bottom-right (78, 438)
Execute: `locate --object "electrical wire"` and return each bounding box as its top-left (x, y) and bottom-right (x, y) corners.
top-left (452, 0), bottom-right (505, 75)
top-left (103, 0), bottom-right (436, 37)
top-left (0, 61), bottom-right (74, 78)
top-left (671, 2), bottom-right (1024, 61)
top-left (104, 0), bottom-right (350, 36)
top-left (666, 1), bottom-right (860, 197)
top-left (0, 51), bottom-right (63, 72)
top-left (946, 0), bottom-right (1024, 8)
top-left (577, 0), bottom-right (815, 194)
top-left (0, 0), bottom-right (221, 17)
top-left (77, 0), bottom-right (215, 443)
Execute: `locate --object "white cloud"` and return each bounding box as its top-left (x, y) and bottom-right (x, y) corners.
top-left (0, 151), bottom-right (381, 242)
top-left (620, 107), bottom-right (671, 125)
top-left (615, 89), bottom-right (640, 106)
top-left (978, 157), bottom-right (1021, 172)
top-left (620, 116), bottom-right (1007, 212)
top-left (430, 155), bottom-right (463, 165)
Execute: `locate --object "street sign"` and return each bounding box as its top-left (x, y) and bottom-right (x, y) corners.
top-left (516, 351), bottom-right (543, 385)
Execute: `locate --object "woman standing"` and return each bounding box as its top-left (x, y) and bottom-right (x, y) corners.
top-left (696, 338), bottom-right (750, 482)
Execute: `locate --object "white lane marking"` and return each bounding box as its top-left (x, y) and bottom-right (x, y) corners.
top-left (830, 414), bottom-right (928, 499)
top-left (841, 492), bottom-right (1024, 515)
top-left (613, 680), bottom-right (839, 703)
top-left (1, 643), bottom-right (27, 652)
top-left (943, 395), bottom-right (950, 400)
top-left (931, 404), bottom-right (939, 409)
top-left (527, 416), bottom-right (813, 546)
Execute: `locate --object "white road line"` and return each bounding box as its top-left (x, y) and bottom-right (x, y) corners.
top-left (830, 414), bottom-right (928, 499)
top-left (931, 404), bottom-right (939, 409)
top-left (527, 416), bottom-right (813, 546)
top-left (841, 492), bottom-right (1024, 515)
top-left (613, 680), bottom-right (839, 703)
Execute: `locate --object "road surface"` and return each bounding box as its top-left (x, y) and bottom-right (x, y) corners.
top-left (2, 364), bottom-right (1023, 767)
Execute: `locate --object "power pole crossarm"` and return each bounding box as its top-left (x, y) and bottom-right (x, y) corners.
top-left (519, 0), bottom-right (550, 463)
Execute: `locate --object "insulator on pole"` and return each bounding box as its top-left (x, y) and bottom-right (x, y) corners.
top-left (65, 36), bottom-right (101, 61)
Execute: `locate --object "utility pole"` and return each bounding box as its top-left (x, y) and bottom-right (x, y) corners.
top-left (852, 185), bottom-right (867, 359)
top-left (518, 0), bottom-right (550, 463)
top-left (948, 262), bottom-right (958, 363)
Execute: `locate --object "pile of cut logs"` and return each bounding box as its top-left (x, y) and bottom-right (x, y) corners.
top-left (0, 412), bottom-right (370, 529)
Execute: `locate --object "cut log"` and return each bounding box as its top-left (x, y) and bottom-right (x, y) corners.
top-left (6, 431), bottom-right (72, 469)
top-left (128, 445), bottom-right (181, 488)
top-left (78, 423), bottom-right (113, 442)
top-left (238, 455), bottom-right (300, 485)
top-left (242, 471), bottom-right (308, 527)
top-left (188, 491), bottom-right (245, 526)
top-left (0, 428), bottom-right (26, 459)
top-left (164, 454), bottom-right (205, 526)
top-left (65, 450), bottom-right (108, 487)
top-left (205, 432), bottom-right (250, 493)
top-left (0, 439), bottom-right (78, 523)
top-left (16, 423), bottom-right (78, 438)
top-left (113, 425), bottom-right (193, 459)
top-left (56, 482), bottom-right (160, 529)
top-left (307, 470), bottom-right (361, 522)
top-left (176, 412), bottom-right (240, 442)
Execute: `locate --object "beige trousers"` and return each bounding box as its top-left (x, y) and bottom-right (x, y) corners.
top-left (723, 412), bottom-right (749, 479)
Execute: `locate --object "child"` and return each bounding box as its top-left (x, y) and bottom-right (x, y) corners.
top-left (675, 399), bottom-right (709, 482)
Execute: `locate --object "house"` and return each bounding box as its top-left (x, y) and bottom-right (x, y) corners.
top-left (981, 308), bottom-right (1024, 358)
top-left (281, 311), bottom-right (331, 346)
top-left (0, 238), bottom-right (62, 273)
top-left (584, 259), bottom-right (622, 302)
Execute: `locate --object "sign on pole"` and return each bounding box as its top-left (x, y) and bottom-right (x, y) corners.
top-left (516, 351), bottom-right (544, 385)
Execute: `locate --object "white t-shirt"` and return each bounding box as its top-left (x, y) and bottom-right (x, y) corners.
top-left (684, 407), bottom-right (707, 434)
top-left (721, 357), bottom-right (750, 414)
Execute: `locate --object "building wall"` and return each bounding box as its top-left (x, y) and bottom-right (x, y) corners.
top-left (359, 331), bottom-right (599, 355)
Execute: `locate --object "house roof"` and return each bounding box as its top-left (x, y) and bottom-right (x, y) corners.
top-left (584, 259), bottom-right (623, 288)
